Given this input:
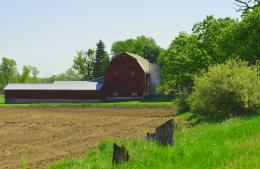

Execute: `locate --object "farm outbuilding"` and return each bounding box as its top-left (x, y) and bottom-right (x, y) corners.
top-left (104, 52), bottom-right (160, 97)
top-left (4, 52), bottom-right (160, 103)
top-left (105, 52), bottom-right (150, 97)
top-left (4, 81), bottom-right (104, 103)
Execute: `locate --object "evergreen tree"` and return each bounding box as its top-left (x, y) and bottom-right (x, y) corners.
top-left (93, 40), bottom-right (109, 78)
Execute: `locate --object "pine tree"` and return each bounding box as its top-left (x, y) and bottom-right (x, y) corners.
top-left (93, 40), bottom-right (109, 78)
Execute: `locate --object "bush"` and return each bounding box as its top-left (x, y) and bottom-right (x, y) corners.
top-left (176, 92), bottom-right (190, 113)
top-left (189, 59), bottom-right (260, 118)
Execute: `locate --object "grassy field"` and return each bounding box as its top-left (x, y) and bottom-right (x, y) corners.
top-left (49, 114), bottom-right (260, 169)
top-left (0, 94), bottom-right (175, 107)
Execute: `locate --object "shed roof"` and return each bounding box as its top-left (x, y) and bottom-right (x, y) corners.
top-left (4, 81), bottom-right (103, 91)
top-left (123, 52), bottom-right (151, 73)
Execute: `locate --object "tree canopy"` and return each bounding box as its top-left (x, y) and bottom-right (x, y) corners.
top-left (158, 6), bottom-right (260, 95)
top-left (72, 49), bottom-right (95, 80)
top-left (0, 57), bottom-right (40, 91)
top-left (18, 65), bottom-right (40, 83)
top-left (217, 6), bottom-right (260, 64)
top-left (158, 33), bottom-right (210, 94)
top-left (111, 36), bottom-right (162, 63)
top-left (0, 57), bottom-right (17, 91)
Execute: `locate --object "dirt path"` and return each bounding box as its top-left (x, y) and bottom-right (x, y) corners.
top-left (0, 107), bottom-right (174, 169)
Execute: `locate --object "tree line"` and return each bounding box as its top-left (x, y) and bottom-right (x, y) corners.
top-left (41, 40), bottom-right (110, 82)
top-left (0, 2), bottom-right (259, 95)
top-left (158, 5), bottom-right (259, 94)
top-left (0, 58), bottom-right (40, 91)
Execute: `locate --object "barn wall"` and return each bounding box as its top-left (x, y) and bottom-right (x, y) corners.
top-left (104, 53), bottom-right (146, 97)
top-left (4, 90), bottom-right (104, 103)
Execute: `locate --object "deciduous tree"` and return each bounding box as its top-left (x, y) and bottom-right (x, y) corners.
top-left (158, 33), bottom-right (210, 94)
top-left (111, 36), bottom-right (161, 63)
top-left (73, 49), bottom-right (95, 80)
top-left (18, 65), bottom-right (40, 83)
top-left (218, 6), bottom-right (260, 64)
top-left (234, 0), bottom-right (260, 12)
top-left (0, 57), bottom-right (17, 90)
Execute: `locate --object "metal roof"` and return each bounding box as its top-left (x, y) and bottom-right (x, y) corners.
top-left (4, 81), bottom-right (104, 91)
top-left (124, 52), bottom-right (151, 73)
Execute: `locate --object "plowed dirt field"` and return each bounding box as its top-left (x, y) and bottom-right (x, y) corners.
top-left (0, 107), bottom-right (174, 169)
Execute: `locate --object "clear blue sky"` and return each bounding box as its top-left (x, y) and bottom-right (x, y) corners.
top-left (0, 0), bottom-right (241, 77)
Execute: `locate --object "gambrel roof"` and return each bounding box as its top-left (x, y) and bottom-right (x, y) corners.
top-left (124, 52), bottom-right (151, 73)
top-left (111, 52), bottom-right (151, 74)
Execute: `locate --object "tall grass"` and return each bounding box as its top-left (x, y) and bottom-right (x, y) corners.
top-left (49, 115), bottom-right (260, 169)
top-left (0, 94), bottom-right (4, 104)
top-left (20, 154), bottom-right (29, 169)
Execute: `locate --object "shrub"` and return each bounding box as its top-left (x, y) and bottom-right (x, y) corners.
top-left (189, 59), bottom-right (260, 118)
top-left (176, 92), bottom-right (190, 113)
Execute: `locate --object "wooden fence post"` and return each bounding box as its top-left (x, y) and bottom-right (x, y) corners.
top-left (146, 119), bottom-right (174, 145)
top-left (112, 143), bottom-right (129, 165)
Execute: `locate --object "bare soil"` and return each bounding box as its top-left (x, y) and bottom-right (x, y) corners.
top-left (0, 107), bottom-right (174, 169)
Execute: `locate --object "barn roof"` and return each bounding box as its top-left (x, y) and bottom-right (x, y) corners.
top-left (124, 52), bottom-right (151, 73)
top-left (4, 81), bottom-right (103, 91)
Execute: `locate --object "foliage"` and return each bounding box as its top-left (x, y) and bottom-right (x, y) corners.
top-left (111, 36), bottom-right (162, 63)
top-left (218, 6), bottom-right (260, 64)
top-left (46, 40), bottom-right (110, 82)
top-left (0, 57), bottom-right (41, 91)
top-left (189, 59), bottom-right (260, 118)
top-left (49, 115), bottom-right (260, 169)
top-left (20, 154), bottom-right (29, 169)
top-left (0, 57), bottom-right (18, 90)
top-left (101, 52), bottom-right (110, 75)
top-left (159, 8), bottom-right (259, 95)
top-left (93, 40), bottom-right (110, 78)
top-left (72, 49), bottom-right (95, 80)
top-left (18, 65), bottom-right (40, 83)
top-left (176, 92), bottom-right (190, 113)
top-left (42, 68), bottom-right (79, 83)
top-left (0, 94), bottom-right (4, 103)
top-left (158, 33), bottom-right (211, 94)
top-left (192, 16), bottom-right (237, 63)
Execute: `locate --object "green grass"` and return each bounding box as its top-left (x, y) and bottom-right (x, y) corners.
top-left (0, 94), bottom-right (175, 107)
top-left (49, 115), bottom-right (260, 169)
top-left (0, 94), bottom-right (4, 104)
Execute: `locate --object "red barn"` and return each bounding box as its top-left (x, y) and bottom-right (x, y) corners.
top-left (4, 52), bottom-right (160, 103)
top-left (104, 52), bottom-right (151, 97)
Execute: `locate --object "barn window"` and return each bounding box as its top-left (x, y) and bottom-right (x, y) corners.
top-left (131, 92), bottom-right (138, 97)
top-left (113, 70), bottom-right (118, 76)
top-left (112, 92), bottom-right (118, 97)
top-left (130, 70), bottom-right (135, 76)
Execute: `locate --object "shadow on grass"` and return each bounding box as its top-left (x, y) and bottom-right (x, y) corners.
top-left (102, 96), bottom-right (174, 103)
top-left (174, 110), bottom-right (259, 129)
